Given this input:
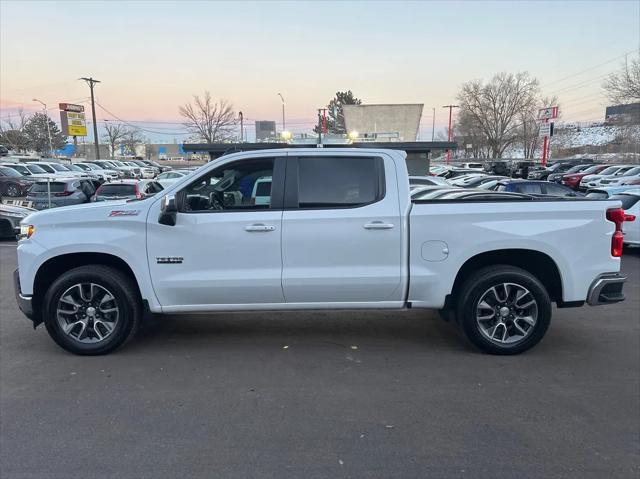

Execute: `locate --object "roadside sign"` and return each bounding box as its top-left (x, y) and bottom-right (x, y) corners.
top-left (538, 106), bottom-right (559, 120)
top-left (539, 122), bottom-right (552, 137)
top-left (59, 103), bottom-right (87, 136)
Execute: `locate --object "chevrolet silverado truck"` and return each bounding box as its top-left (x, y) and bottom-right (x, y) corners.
top-left (14, 148), bottom-right (630, 355)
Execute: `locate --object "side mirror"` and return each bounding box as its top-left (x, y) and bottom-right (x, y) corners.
top-left (158, 194), bottom-right (178, 226)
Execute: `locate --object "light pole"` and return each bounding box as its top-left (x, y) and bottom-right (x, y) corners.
top-left (32, 99), bottom-right (53, 156)
top-left (431, 107), bottom-right (435, 141)
top-left (277, 93), bottom-right (285, 132)
top-left (442, 105), bottom-right (459, 164)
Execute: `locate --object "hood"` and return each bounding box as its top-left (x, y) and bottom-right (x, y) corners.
top-left (22, 200), bottom-right (128, 225)
top-left (0, 203), bottom-right (35, 215)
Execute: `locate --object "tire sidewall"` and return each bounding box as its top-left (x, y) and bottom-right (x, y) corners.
top-left (43, 268), bottom-right (136, 355)
top-left (457, 267), bottom-right (551, 355)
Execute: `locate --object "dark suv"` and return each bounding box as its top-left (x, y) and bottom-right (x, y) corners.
top-left (0, 166), bottom-right (35, 197)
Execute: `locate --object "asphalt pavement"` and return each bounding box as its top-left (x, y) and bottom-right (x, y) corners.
top-left (0, 241), bottom-right (638, 479)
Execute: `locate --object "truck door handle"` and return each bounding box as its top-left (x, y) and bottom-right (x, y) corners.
top-left (364, 221), bottom-right (395, 230)
top-left (245, 223), bottom-right (276, 232)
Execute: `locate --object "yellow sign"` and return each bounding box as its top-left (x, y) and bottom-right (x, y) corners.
top-left (68, 124), bottom-right (87, 136)
top-left (59, 104), bottom-right (88, 137)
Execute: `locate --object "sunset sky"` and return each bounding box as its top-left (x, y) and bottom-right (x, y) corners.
top-left (1, 0), bottom-right (638, 142)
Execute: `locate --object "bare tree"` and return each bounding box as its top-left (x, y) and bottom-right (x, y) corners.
top-left (101, 122), bottom-right (128, 158)
top-left (0, 109), bottom-right (29, 152)
top-left (518, 96), bottom-right (560, 159)
top-left (603, 54), bottom-right (640, 104)
top-left (179, 92), bottom-right (236, 143)
top-left (455, 108), bottom-right (491, 159)
top-left (457, 72), bottom-right (540, 158)
top-left (121, 127), bottom-right (145, 156)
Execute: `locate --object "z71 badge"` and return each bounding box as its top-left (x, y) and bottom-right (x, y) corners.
top-left (108, 210), bottom-right (140, 217)
top-left (156, 257), bottom-right (184, 264)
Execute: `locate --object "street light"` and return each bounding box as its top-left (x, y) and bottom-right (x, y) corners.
top-left (348, 130), bottom-right (359, 142)
top-left (281, 130), bottom-right (292, 142)
top-left (277, 93), bottom-right (285, 132)
top-left (32, 98), bottom-right (53, 157)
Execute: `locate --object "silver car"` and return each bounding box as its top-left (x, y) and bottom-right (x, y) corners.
top-left (26, 179), bottom-right (95, 210)
top-left (0, 202), bottom-right (34, 238)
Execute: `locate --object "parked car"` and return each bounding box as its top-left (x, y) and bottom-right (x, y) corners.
top-left (451, 175), bottom-right (508, 188)
top-left (0, 162), bottom-right (55, 179)
top-left (408, 175), bottom-right (451, 187)
top-left (484, 160), bottom-right (511, 176)
top-left (488, 179), bottom-right (582, 197)
top-left (599, 166), bottom-right (640, 187)
top-left (580, 165), bottom-right (636, 190)
top-left (585, 185), bottom-right (640, 198)
top-left (140, 159), bottom-right (171, 173)
top-left (614, 190), bottom-right (640, 246)
top-left (14, 148), bottom-right (628, 356)
top-left (93, 180), bottom-right (163, 201)
top-left (427, 190), bottom-right (534, 201)
top-left (156, 170), bottom-right (191, 188)
top-left (0, 201), bottom-right (34, 238)
top-left (0, 145), bottom-right (9, 156)
top-left (441, 168), bottom-right (487, 179)
top-left (457, 162), bottom-right (484, 170)
top-left (26, 178), bottom-right (95, 210)
top-left (0, 166), bottom-right (35, 197)
top-left (74, 162), bottom-right (119, 181)
top-left (510, 161), bottom-right (537, 179)
top-left (548, 164), bottom-right (594, 183)
top-left (92, 160), bottom-right (135, 178)
top-left (127, 160), bottom-right (157, 179)
top-left (528, 161), bottom-right (588, 180)
top-left (561, 164), bottom-right (609, 190)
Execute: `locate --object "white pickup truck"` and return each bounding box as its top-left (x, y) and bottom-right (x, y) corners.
top-left (14, 148), bottom-right (629, 356)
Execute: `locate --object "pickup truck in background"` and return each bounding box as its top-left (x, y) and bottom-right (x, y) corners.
top-left (13, 148), bottom-right (631, 355)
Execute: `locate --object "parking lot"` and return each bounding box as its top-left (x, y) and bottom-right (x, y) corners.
top-left (0, 241), bottom-right (638, 478)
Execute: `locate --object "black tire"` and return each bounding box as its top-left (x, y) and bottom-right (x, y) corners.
top-left (456, 265), bottom-right (551, 355)
top-left (43, 265), bottom-right (141, 355)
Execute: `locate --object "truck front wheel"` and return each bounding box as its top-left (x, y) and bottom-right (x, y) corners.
top-left (456, 265), bottom-right (551, 355)
top-left (42, 265), bottom-right (141, 355)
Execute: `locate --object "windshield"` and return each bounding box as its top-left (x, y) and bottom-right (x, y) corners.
top-left (599, 166), bottom-right (622, 175)
top-left (49, 164), bottom-right (70, 172)
top-left (582, 165), bottom-right (603, 174)
top-left (622, 167), bottom-right (640, 176)
top-left (564, 165), bottom-right (588, 174)
top-left (97, 184), bottom-right (137, 196)
top-left (5, 164), bottom-right (29, 174)
top-left (111, 161), bottom-right (125, 167)
top-left (26, 164), bottom-right (47, 173)
top-left (611, 194), bottom-right (640, 209)
top-left (66, 164), bottom-right (83, 172)
top-left (0, 166), bottom-right (22, 177)
top-left (132, 161), bottom-right (147, 166)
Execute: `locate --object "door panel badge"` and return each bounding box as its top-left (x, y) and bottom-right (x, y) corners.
top-left (156, 257), bottom-right (184, 264)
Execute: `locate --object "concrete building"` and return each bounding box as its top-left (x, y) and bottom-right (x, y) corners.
top-left (605, 103), bottom-right (640, 124)
top-left (343, 104), bottom-right (424, 142)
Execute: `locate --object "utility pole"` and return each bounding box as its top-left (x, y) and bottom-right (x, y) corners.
top-left (278, 93), bottom-right (286, 132)
top-left (32, 99), bottom-right (53, 156)
top-left (238, 111), bottom-right (244, 142)
top-left (80, 77), bottom-right (101, 159)
top-left (442, 105), bottom-right (459, 164)
top-left (431, 107), bottom-right (436, 141)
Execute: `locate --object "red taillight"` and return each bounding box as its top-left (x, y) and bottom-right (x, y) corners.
top-left (135, 184), bottom-right (142, 199)
top-left (606, 208), bottom-right (629, 257)
top-left (54, 190), bottom-right (73, 197)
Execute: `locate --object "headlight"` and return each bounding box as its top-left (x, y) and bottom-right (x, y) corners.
top-left (19, 224), bottom-right (35, 239)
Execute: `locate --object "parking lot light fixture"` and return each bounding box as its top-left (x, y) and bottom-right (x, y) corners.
top-left (281, 130), bottom-right (292, 142)
top-left (348, 130), bottom-right (359, 142)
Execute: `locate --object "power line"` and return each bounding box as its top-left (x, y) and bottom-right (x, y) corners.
top-left (542, 48), bottom-right (638, 87)
top-left (95, 101), bottom-right (190, 135)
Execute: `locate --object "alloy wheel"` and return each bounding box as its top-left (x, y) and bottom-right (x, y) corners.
top-left (56, 283), bottom-right (119, 344)
top-left (475, 282), bottom-right (538, 345)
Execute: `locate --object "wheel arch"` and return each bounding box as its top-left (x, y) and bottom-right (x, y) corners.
top-left (449, 249), bottom-right (564, 304)
top-left (32, 253), bottom-right (143, 324)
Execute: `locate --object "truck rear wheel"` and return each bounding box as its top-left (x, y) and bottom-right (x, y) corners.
top-left (456, 265), bottom-right (551, 355)
top-left (42, 265), bottom-right (141, 355)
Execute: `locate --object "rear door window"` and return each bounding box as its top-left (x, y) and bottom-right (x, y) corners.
top-left (98, 184), bottom-right (137, 196)
top-left (295, 157), bottom-right (383, 208)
